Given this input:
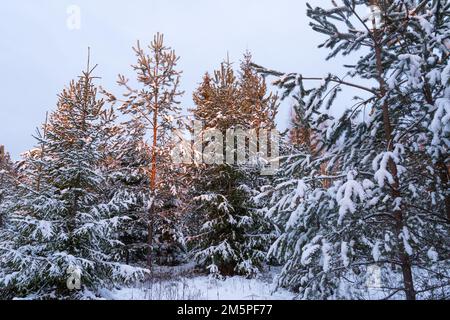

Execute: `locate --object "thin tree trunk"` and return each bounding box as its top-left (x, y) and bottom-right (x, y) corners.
top-left (147, 111), bottom-right (158, 277)
top-left (372, 18), bottom-right (416, 300)
top-left (147, 62), bottom-right (160, 275)
top-left (437, 155), bottom-right (450, 222)
top-left (36, 112), bottom-right (48, 192)
top-left (0, 176), bottom-right (3, 229)
top-left (0, 147), bottom-right (4, 228)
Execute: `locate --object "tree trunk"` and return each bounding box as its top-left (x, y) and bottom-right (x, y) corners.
top-left (147, 202), bottom-right (155, 277)
top-left (0, 161), bottom-right (4, 228)
top-left (147, 81), bottom-right (159, 275)
top-left (436, 155), bottom-right (450, 222)
top-left (372, 20), bottom-right (416, 300)
top-left (0, 194), bottom-right (3, 228)
top-left (36, 113), bottom-right (48, 192)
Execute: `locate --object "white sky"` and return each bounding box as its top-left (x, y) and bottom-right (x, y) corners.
top-left (0, 0), bottom-right (361, 159)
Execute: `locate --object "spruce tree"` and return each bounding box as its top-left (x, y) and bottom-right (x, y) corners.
top-left (189, 54), bottom-right (279, 277)
top-left (0, 61), bottom-right (148, 299)
top-left (105, 119), bottom-right (150, 264)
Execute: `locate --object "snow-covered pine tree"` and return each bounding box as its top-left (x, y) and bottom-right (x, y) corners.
top-left (189, 54), bottom-right (279, 277)
top-left (254, 0), bottom-right (449, 300)
top-left (106, 33), bottom-right (186, 270)
top-left (0, 60), bottom-right (148, 299)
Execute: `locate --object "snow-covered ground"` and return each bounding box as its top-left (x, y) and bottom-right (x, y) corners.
top-left (95, 263), bottom-right (450, 300)
top-left (100, 265), bottom-right (295, 300)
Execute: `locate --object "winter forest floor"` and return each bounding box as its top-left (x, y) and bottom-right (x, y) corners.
top-left (97, 263), bottom-right (450, 300)
top-left (100, 264), bottom-right (295, 300)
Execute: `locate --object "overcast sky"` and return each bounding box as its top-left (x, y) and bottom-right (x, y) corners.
top-left (0, 0), bottom-right (359, 159)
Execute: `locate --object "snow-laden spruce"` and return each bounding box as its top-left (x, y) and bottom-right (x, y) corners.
top-left (105, 119), bottom-right (151, 265)
top-left (0, 66), bottom-right (148, 299)
top-left (190, 164), bottom-right (275, 277)
top-left (254, 0), bottom-right (449, 300)
top-left (188, 55), bottom-right (279, 277)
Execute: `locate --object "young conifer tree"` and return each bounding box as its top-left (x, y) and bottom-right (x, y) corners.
top-left (106, 33), bottom-right (185, 271)
top-left (189, 54), bottom-right (279, 277)
top-left (0, 59), bottom-right (148, 299)
top-left (254, 0), bottom-right (449, 300)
